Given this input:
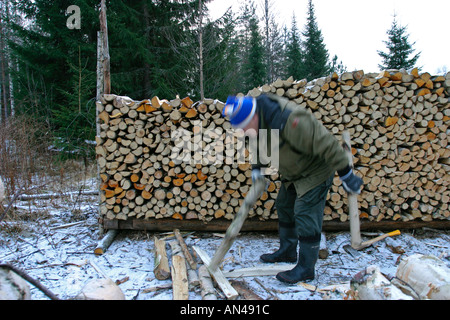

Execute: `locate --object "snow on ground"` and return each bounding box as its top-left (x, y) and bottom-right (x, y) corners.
top-left (0, 176), bottom-right (449, 301)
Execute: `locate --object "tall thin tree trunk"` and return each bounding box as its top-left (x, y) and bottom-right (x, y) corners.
top-left (99, 0), bottom-right (110, 95)
top-left (0, 4), bottom-right (10, 123)
top-left (198, 0), bottom-right (204, 101)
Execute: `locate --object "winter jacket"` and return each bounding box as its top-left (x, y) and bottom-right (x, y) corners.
top-left (253, 94), bottom-right (350, 198)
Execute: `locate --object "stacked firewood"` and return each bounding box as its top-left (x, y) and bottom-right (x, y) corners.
top-left (96, 68), bottom-right (449, 224)
top-left (248, 68), bottom-right (450, 222)
top-left (96, 95), bottom-right (280, 223)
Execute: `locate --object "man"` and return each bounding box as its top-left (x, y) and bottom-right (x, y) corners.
top-left (222, 94), bottom-right (363, 284)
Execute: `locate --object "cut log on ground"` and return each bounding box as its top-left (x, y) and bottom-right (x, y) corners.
top-left (171, 254), bottom-right (189, 300)
top-left (169, 239), bottom-right (199, 288)
top-left (350, 265), bottom-right (412, 300)
top-left (94, 229), bottom-right (119, 255)
top-left (173, 229), bottom-right (197, 270)
top-left (395, 254), bottom-right (450, 300)
top-left (153, 237), bottom-right (170, 280)
top-left (223, 264), bottom-right (293, 278)
top-left (192, 245), bottom-right (238, 300)
top-left (319, 233), bottom-right (329, 259)
top-left (78, 260), bottom-right (126, 300)
top-left (198, 265), bottom-right (217, 300)
top-left (230, 280), bottom-right (263, 300)
top-left (0, 265), bottom-right (31, 300)
top-left (75, 278), bottom-right (125, 300)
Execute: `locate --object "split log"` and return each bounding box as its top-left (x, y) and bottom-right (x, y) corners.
top-left (198, 265), bottom-right (217, 300)
top-left (173, 229), bottom-right (197, 270)
top-left (230, 280), bottom-right (263, 300)
top-left (223, 264), bottom-right (292, 278)
top-left (350, 265), bottom-right (412, 300)
top-left (395, 254), bottom-right (450, 300)
top-left (169, 239), bottom-right (199, 288)
top-left (171, 254), bottom-right (189, 300)
top-left (153, 237), bottom-right (170, 280)
top-left (193, 245), bottom-right (238, 300)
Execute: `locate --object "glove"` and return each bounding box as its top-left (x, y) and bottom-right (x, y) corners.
top-left (340, 169), bottom-right (363, 194)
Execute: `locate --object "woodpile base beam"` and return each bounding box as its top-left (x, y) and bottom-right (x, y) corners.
top-left (102, 218), bottom-right (450, 232)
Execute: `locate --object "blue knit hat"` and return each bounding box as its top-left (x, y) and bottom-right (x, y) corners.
top-left (222, 96), bottom-right (256, 129)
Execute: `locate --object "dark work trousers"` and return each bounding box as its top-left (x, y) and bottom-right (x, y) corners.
top-left (275, 175), bottom-right (333, 239)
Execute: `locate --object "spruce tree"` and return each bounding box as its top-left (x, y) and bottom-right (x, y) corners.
top-left (301, 0), bottom-right (330, 80)
top-left (9, 0), bottom-right (99, 155)
top-left (245, 14), bottom-right (266, 90)
top-left (377, 16), bottom-right (420, 71)
top-left (285, 14), bottom-right (303, 80)
top-left (237, 1), bottom-right (266, 92)
top-left (202, 9), bottom-right (240, 100)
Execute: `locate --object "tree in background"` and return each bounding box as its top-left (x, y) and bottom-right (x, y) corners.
top-left (0, 0), bottom-right (15, 124)
top-left (9, 0), bottom-right (99, 156)
top-left (330, 54), bottom-right (347, 74)
top-left (285, 14), bottom-right (303, 81)
top-left (236, 1), bottom-right (266, 92)
top-left (244, 12), bottom-right (266, 91)
top-left (261, 0), bottom-right (285, 84)
top-left (4, 0), bottom-right (355, 159)
top-left (378, 15), bottom-right (420, 71)
top-left (201, 9), bottom-right (241, 100)
top-left (300, 0), bottom-right (330, 80)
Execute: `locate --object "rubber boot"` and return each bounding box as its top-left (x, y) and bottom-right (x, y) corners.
top-left (260, 226), bottom-right (298, 263)
top-left (275, 236), bottom-right (320, 284)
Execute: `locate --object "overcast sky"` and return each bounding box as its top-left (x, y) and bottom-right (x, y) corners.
top-left (207, 0), bottom-right (450, 75)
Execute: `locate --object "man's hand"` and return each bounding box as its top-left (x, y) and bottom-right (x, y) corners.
top-left (340, 169), bottom-right (363, 194)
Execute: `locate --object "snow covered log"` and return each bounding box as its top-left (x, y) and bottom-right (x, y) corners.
top-left (0, 266), bottom-right (31, 300)
top-left (74, 278), bottom-right (125, 300)
top-left (395, 254), bottom-right (450, 300)
top-left (350, 265), bottom-right (413, 300)
top-left (96, 68), bottom-right (449, 227)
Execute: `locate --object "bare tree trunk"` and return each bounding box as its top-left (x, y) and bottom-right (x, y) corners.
top-left (99, 0), bottom-right (110, 95)
top-left (0, 4), bottom-right (10, 123)
top-left (198, 0), bottom-right (204, 101)
top-left (96, 31), bottom-right (104, 101)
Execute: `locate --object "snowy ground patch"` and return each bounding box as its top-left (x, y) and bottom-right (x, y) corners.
top-left (0, 176), bottom-right (449, 300)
